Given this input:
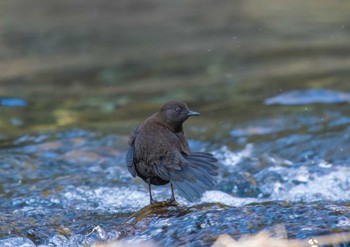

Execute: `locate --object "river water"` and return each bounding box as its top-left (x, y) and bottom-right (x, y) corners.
top-left (1, 0), bottom-right (350, 246)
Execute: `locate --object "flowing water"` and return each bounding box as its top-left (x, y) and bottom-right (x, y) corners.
top-left (1, 0), bottom-right (350, 246)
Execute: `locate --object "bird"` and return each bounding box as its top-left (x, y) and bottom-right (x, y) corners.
top-left (126, 100), bottom-right (218, 204)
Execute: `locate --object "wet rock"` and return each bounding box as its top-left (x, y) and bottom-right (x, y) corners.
top-left (124, 201), bottom-right (186, 227)
top-left (230, 172), bottom-right (261, 197)
top-left (218, 172), bottom-right (261, 197)
top-left (265, 89), bottom-right (350, 105)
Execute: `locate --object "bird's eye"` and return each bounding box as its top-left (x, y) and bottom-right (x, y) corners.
top-left (175, 107), bottom-right (181, 112)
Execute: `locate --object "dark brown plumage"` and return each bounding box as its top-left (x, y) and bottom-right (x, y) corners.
top-left (126, 100), bottom-right (218, 204)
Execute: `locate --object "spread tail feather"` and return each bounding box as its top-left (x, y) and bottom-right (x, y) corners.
top-left (169, 152), bottom-right (218, 202)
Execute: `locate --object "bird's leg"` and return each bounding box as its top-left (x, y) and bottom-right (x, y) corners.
top-left (147, 179), bottom-right (156, 204)
top-left (166, 183), bottom-right (177, 204)
top-left (170, 183), bottom-right (176, 202)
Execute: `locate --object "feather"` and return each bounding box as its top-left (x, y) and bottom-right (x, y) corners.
top-left (169, 152), bottom-right (218, 202)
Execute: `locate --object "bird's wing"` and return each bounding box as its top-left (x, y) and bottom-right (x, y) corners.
top-left (167, 151), bottom-right (219, 202)
top-left (126, 127), bottom-right (139, 177)
top-left (175, 132), bottom-right (190, 155)
top-left (126, 146), bottom-right (136, 177)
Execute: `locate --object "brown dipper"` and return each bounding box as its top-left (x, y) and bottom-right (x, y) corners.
top-left (126, 100), bottom-right (218, 204)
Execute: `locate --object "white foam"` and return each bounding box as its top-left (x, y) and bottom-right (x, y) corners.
top-left (63, 186), bottom-right (149, 212)
top-left (0, 237), bottom-right (36, 247)
top-left (200, 190), bottom-right (257, 206)
top-left (268, 166), bottom-right (350, 201)
top-left (337, 216), bottom-right (350, 227)
top-left (213, 144), bottom-right (254, 167)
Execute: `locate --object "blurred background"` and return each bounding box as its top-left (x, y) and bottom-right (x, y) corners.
top-left (1, 0), bottom-right (350, 140)
top-left (1, 1), bottom-right (350, 246)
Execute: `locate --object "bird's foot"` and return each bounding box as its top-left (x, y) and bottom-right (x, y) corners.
top-left (150, 199), bottom-right (158, 205)
top-left (166, 198), bottom-right (178, 206)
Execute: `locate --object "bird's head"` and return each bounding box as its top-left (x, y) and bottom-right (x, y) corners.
top-left (159, 100), bottom-right (200, 132)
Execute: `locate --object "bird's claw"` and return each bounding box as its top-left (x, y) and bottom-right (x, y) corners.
top-left (166, 198), bottom-right (178, 205)
top-left (150, 199), bottom-right (158, 205)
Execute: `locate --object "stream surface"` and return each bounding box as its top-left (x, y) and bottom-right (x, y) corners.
top-left (1, 0), bottom-right (350, 246)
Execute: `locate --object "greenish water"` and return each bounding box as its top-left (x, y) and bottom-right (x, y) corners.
top-left (1, 0), bottom-right (350, 246)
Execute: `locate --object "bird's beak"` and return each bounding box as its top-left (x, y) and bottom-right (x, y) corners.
top-left (187, 110), bottom-right (200, 116)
